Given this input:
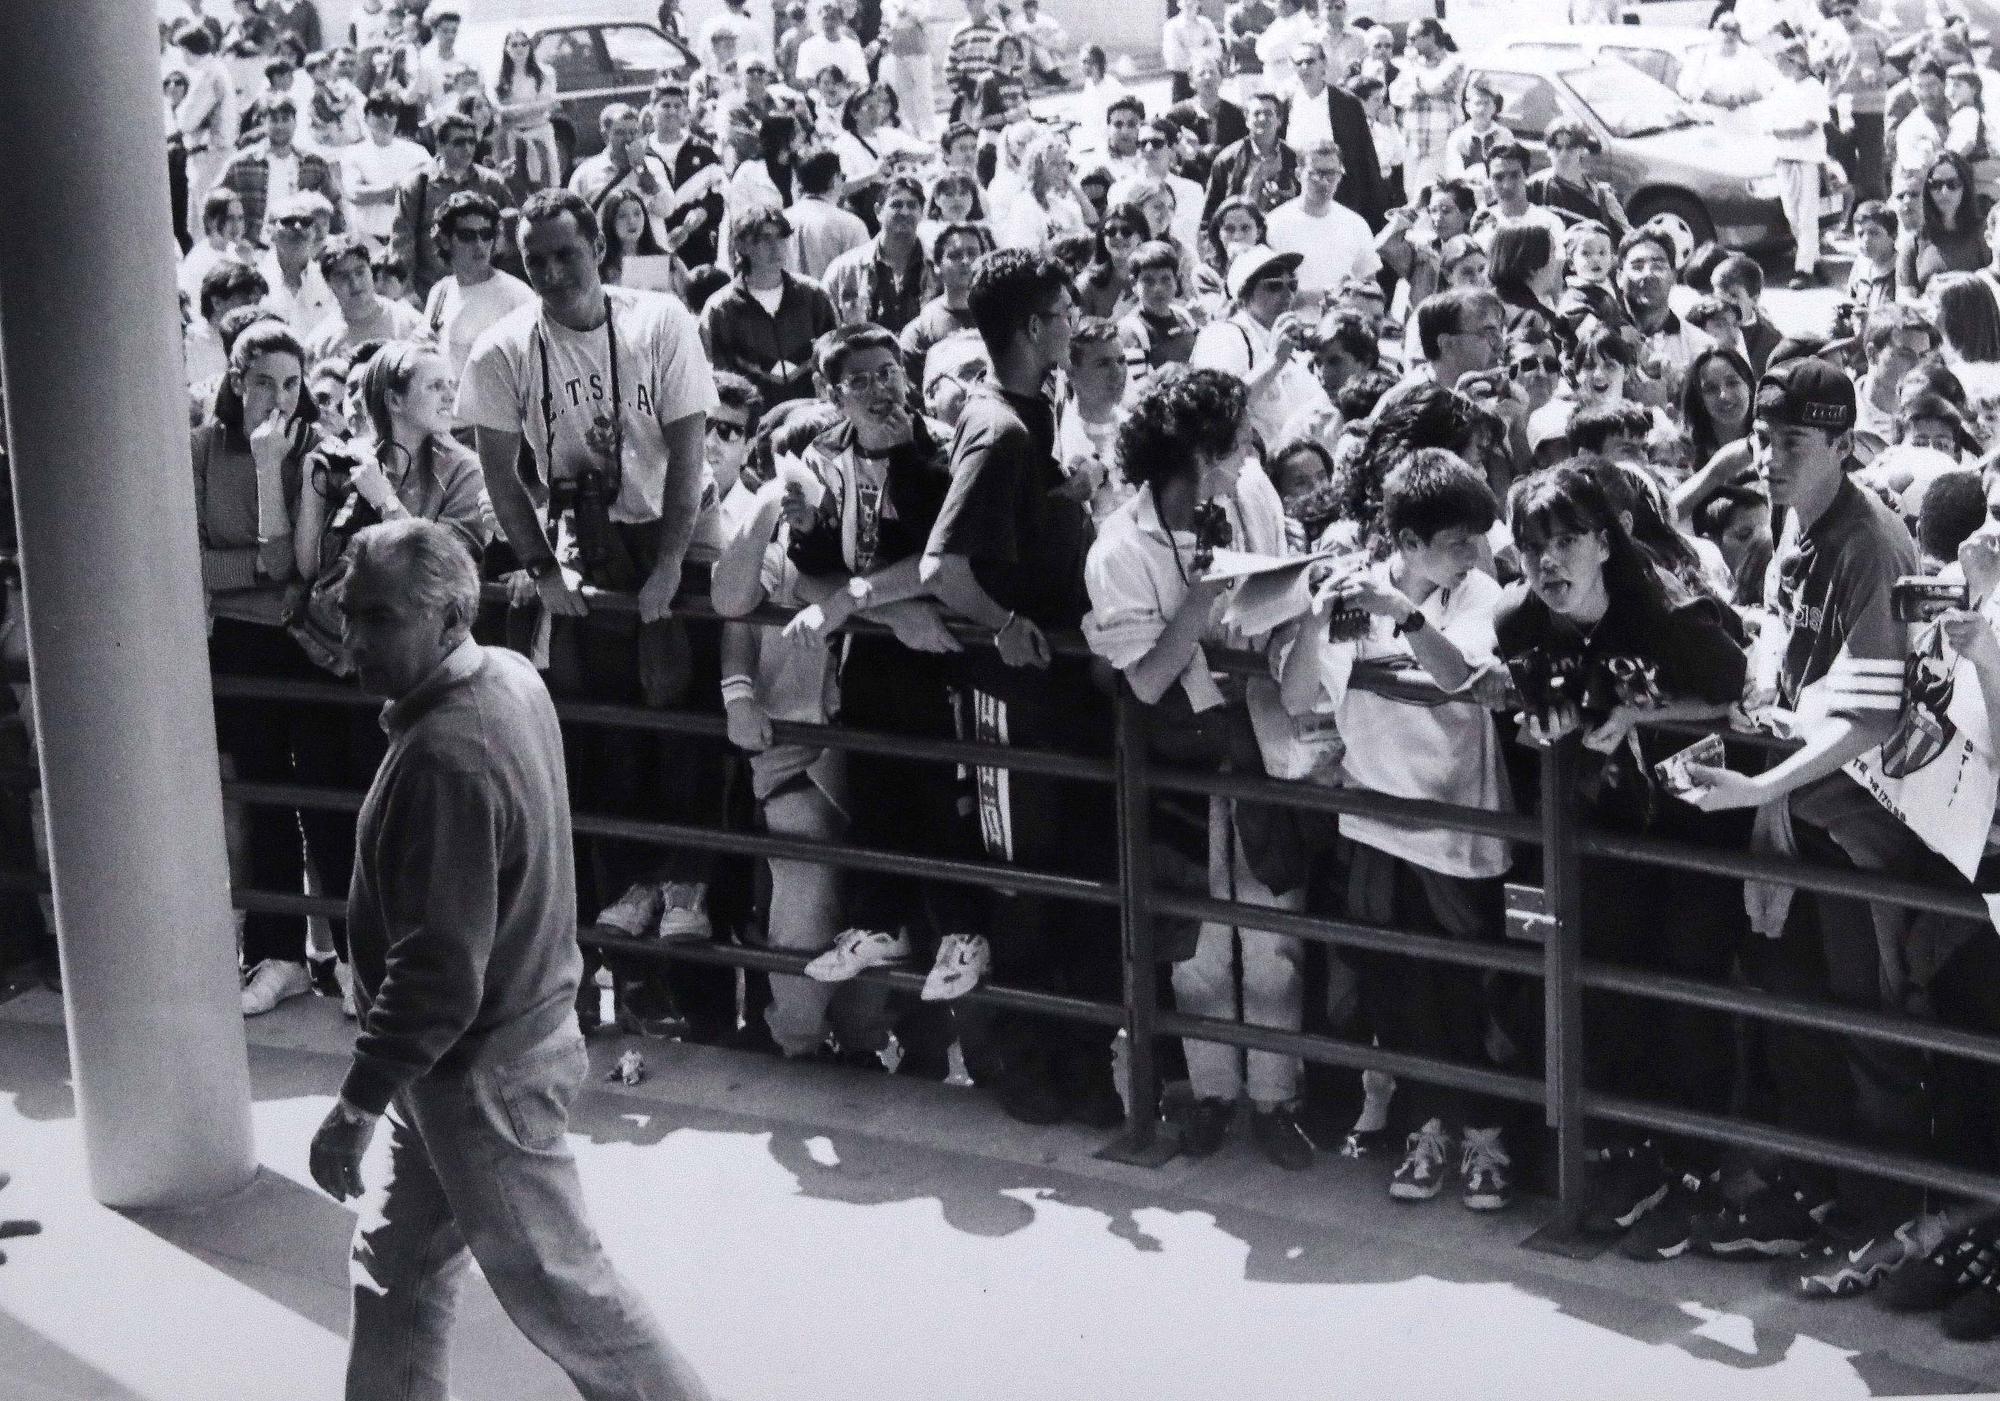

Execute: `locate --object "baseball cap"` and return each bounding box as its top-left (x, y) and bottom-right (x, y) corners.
top-left (1754, 356), bottom-right (1857, 433)
top-left (1226, 245), bottom-right (1304, 300)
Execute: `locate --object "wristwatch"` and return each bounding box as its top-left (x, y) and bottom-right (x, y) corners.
top-left (846, 576), bottom-right (874, 607)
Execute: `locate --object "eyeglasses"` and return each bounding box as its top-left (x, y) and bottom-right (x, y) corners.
top-left (836, 365), bottom-right (905, 395)
top-left (1509, 355), bottom-right (1561, 376)
top-left (708, 418), bottom-right (749, 441)
top-left (452, 224), bottom-right (498, 242)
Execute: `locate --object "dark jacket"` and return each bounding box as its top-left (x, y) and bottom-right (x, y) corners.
top-left (1203, 136), bottom-right (1301, 220)
top-left (1283, 85), bottom-right (1388, 229)
top-left (697, 273), bottom-right (839, 404)
top-left (391, 159), bottom-right (515, 299)
top-left (342, 641), bottom-right (582, 1113)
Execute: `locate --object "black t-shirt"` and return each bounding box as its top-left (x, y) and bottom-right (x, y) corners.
top-left (926, 383), bottom-right (1089, 631)
top-left (1496, 581), bottom-right (1747, 725)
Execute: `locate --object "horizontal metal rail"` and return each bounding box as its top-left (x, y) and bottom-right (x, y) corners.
top-left (1148, 762), bottom-right (1543, 845)
top-left (1151, 889), bottom-right (1545, 977)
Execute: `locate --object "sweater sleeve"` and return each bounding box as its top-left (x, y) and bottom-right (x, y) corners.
top-left (340, 764), bottom-right (503, 1114)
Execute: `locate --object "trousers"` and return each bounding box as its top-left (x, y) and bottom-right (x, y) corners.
top-left (346, 1027), bottom-right (713, 1401)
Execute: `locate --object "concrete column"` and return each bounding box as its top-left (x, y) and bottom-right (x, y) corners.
top-left (0, 3), bottom-right (254, 1206)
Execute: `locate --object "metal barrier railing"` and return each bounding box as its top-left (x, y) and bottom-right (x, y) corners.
top-left (8, 584), bottom-right (2000, 1214)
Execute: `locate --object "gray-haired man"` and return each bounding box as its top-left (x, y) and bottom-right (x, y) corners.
top-left (310, 519), bottom-right (712, 1401)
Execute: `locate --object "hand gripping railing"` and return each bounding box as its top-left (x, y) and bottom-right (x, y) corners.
top-left (8, 584), bottom-right (2000, 1216)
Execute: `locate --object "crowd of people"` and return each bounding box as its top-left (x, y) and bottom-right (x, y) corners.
top-left (12, 0), bottom-right (2000, 1345)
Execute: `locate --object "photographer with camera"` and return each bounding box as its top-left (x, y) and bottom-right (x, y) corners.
top-left (457, 188), bottom-right (729, 1039)
top-left (1189, 244), bottom-right (1330, 451)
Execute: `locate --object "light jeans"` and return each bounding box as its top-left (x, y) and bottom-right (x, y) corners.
top-left (1777, 158), bottom-right (1821, 275)
top-left (879, 52), bottom-right (938, 141)
top-left (345, 1029), bottom-right (713, 1401)
top-left (1170, 799), bottom-right (1306, 1107)
top-left (759, 774), bottom-right (894, 1057)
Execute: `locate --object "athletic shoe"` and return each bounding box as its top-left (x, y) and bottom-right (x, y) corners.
top-left (1390, 1118), bottom-right (1451, 1201)
top-left (1579, 1141), bottom-right (1669, 1236)
top-left (1884, 1227), bottom-right (2000, 1314)
top-left (1789, 1213), bottom-right (1950, 1299)
top-left (803, 928), bottom-right (912, 983)
top-left (593, 883), bottom-right (661, 939)
top-left (614, 982), bottom-right (689, 1040)
top-left (1176, 1095), bottom-right (1235, 1158)
top-left (921, 933), bottom-right (990, 1001)
top-left (1693, 1180), bottom-right (1823, 1259)
top-left (656, 881), bottom-right (712, 942)
top-left (1618, 1171), bottom-right (1722, 1262)
top-left (1341, 1070), bottom-right (1396, 1159)
top-left (1459, 1127), bottom-right (1512, 1211)
top-left (1340, 1127), bottom-right (1397, 1160)
top-left (1250, 1103), bottom-right (1314, 1171)
top-left (240, 959), bottom-right (312, 1016)
top-left (308, 954), bottom-right (341, 999)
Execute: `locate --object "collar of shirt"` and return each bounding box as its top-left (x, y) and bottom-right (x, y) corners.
top-left (382, 637), bottom-right (485, 737)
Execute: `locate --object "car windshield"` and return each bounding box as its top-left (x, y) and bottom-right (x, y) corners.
top-left (1562, 63), bottom-right (1705, 139)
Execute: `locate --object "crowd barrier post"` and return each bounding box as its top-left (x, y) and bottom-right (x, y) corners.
top-left (1540, 736), bottom-right (1589, 1215)
top-left (1097, 688), bottom-right (1175, 1166)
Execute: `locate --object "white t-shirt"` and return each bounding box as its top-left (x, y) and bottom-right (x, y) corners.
top-left (341, 136), bottom-right (432, 243)
top-left (456, 286), bottom-right (721, 524)
top-left (1334, 561), bottom-right (1512, 878)
top-left (1189, 311), bottom-right (1330, 449)
top-left (423, 269), bottom-right (536, 376)
top-left (1285, 86), bottom-right (1335, 154)
top-left (1265, 197), bottom-right (1382, 297)
top-left (795, 33), bottom-right (870, 85)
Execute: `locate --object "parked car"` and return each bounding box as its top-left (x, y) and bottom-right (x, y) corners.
top-left (1497, 25), bottom-right (1765, 109)
top-left (457, 15), bottom-right (701, 174)
top-left (1460, 50), bottom-right (1846, 252)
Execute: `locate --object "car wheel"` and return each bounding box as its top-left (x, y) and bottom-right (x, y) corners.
top-left (1625, 191), bottom-right (1715, 259)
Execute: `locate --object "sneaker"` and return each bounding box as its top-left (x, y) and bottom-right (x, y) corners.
top-left (921, 933), bottom-right (990, 1002)
top-left (803, 928), bottom-right (912, 983)
top-left (308, 955), bottom-right (341, 999)
top-left (593, 883), bottom-right (662, 939)
top-left (1175, 1095), bottom-right (1235, 1157)
top-left (1884, 1227), bottom-right (2000, 1315)
top-left (240, 959), bottom-right (312, 1016)
top-left (1340, 1126), bottom-right (1397, 1160)
top-left (1619, 1172), bottom-right (1722, 1262)
top-left (1250, 1103), bottom-right (1314, 1172)
top-left (656, 882), bottom-right (712, 942)
top-left (614, 982), bottom-right (689, 1040)
top-left (1789, 1214), bottom-right (1950, 1299)
top-left (1342, 1071), bottom-right (1396, 1158)
top-left (1390, 1118), bottom-right (1452, 1202)
top-left (1459, 1127), bottom-right (1512, 1211)
top-left (1580, 1141), bottom-right (1670, 1236)
top-left (1693, 1180), bottom-right (1822, 1259)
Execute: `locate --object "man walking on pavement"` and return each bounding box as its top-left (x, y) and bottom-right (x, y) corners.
top-left (310, 518), bottom-right (715, 1401)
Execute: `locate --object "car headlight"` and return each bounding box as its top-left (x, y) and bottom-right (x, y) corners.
top-left (1747, 174), bottom-right (1780, 199)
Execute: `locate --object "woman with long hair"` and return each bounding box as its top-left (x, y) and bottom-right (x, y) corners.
top-left (192, 319), bottom-right (329, 1017)
top-left (1902, 149), bottom-right (1989, 296)
top-left (1932, 269), bottom-right (2000, 366)
top-left (994, 133), bottom-right (1091, 250)
top-left (1203, 196), bottom-right (1266, 282)
top-left (1496, 462), bottom-right (1748, 1228)
top-left (1339, 382), bottom-right (1492, 541)
top-left (1486, 221), bottom-right (1561, 333)
top-left (493, 29), bottom-right (561, 190)
top-left (834, 82), bottom-right (924, 226)
top-left (1082, 366), bottom-right (1314, 1170)
top-left (597, 185), bottom-right (684, 294)
top-left (1077, 201), bottom-right (1147, 318)
top-left (1677, 344), bottom-right (1755, 470)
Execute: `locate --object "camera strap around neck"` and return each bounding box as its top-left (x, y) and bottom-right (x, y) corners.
top-left (534, 292), bottom-right (622, 523)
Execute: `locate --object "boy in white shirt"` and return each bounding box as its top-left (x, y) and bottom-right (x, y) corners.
top-left (1282, 449), bottom-right (1519, 1210)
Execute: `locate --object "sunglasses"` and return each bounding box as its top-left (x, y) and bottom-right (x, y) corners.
top-left (1137, 135), bottom-right (1168, 149)
top-left (452, 224), bottom-right (498, 242)
top-left (274, 215), bottom-right (314, 230)
top-left (1257, 275), bottom-right (1298, 291)
top-left (1510, 355), bottom-right (1561, 376)
top-left (1103, 226), bottom-right (1140, 241)
top-left (708, 418), bottom-right (748, 441)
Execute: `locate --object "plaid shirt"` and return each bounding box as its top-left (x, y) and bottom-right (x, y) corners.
top-left (1391, 56), bottom-right (1464, 169)
top-left (221, 143), bottom-right (344, 244)
top-left (821, 237), bottom-right (936, 334)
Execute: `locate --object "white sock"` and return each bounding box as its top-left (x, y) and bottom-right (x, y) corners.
top-left (1352, 1068), bottom-right (1395, 1134)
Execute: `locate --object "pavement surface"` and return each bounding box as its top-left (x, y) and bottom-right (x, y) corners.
top-left (3, 985), bottom-right (1997, 1401)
